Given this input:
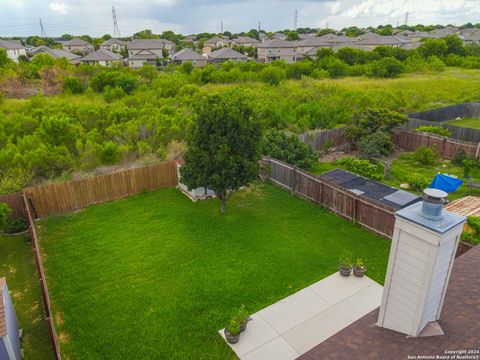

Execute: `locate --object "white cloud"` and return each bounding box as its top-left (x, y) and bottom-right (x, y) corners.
top-left (49, 1), bottom-right (68, 14)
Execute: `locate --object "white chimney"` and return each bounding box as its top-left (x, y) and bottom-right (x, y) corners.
top-left (377, 189), bottom-right (465, 337)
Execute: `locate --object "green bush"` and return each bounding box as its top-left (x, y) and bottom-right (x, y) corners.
top-left (357, 131), bottom-right (394, 158)
top-left (415, 126), bottom-right (452, 138)
top-left (3, 218), bottom-right (28, 234)
top-left (461, 216), bottom-right (480, 245)
top-left (406, 174), bottom-right (430, 193)
top-left (259, 66), bottom-right (286, 86)
top-left (412, 146), bottom-right (439, 165)
top-left (335, 156), bottom-right (382, 180)
top-left (368, 57), bottom-right (405, 78)
top-left (63, 77), bottom-right (84, 94)
top-left (103, 86), bottom-right (125, 103)
top-left (261, 129), bottom-right (316, 169)
top-left (0, 203), bottom-right (12, 231)
top-left (452, 149), bottom-right (468, 167)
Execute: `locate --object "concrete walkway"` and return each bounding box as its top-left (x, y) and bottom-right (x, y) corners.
top-left (219, 273), bottom-right (383, 360)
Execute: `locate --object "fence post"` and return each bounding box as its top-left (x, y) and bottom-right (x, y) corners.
top-left (476, 142), bottom-right (480, 160)
top-left (352, 197), bottom-right (357, 224)
top-left (291, 166), bottom-right (297, 194)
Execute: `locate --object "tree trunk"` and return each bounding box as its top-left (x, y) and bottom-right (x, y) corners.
top-left (220, 198), bottom-right (226, 215)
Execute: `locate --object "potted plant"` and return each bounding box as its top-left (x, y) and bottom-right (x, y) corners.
top-left (353, 258), bottom-right (367, 277)
top-left (338, 251), bottom-right (352, 277)
top-left (237, 304), bottom-right (252, 332)
top-left (224, 317), bottom-right (241, 344)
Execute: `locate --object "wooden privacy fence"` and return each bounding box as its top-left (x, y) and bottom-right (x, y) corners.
top-left (394, 130), bottom-right (480, 160)
top-left (24, 160), bottom-right (178, 218)
top-left (298, 128), bottom-right (350, 151)
top-left (265, 157), bottom-right (396, 238)
top-left (23, 193), bottom-right (61, 360)
top-left (0, 192), bottom-right (27, 219)
top-left (403, 118), bottom-right (480, 144)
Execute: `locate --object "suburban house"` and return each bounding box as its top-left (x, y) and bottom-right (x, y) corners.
top-left (0, 39), bottom-right (26, 62)
top-left (62, 38), bottom-right (94, 53)
top-left (0, 278), bottom-right (21, 360)
top-left (356, 33), bottom-right (402, 49)
top-left (171, 48), bottom-right (207, 67)
top-left (316, 33), bottom-right (359, 45)
top-left (127, 39), bottom-right (175, 58)
top-left (256, 39), bottom-right (298, 63)
top-left (208, 47), bottom-right (247, 63)
top-left (79, 49), bottom-right (123, 66)
top-left (128, 50), bottom-right (158, 68)
top-left (30, 45), bottom-right (81, 64)
top-left (230, 36), bottom-right (261, 48)
top-left (99, 38), bottom-right (127, 53)
top-left (202, 37), bottom-right (231, 54)
top-left (272, 32), bottom-right (287, 40)
top-left (296, 37), bottom-right (330, 57)
top-left (460, 29), bottom-right (480, 44)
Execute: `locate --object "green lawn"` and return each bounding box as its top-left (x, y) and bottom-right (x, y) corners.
top-left (0, 234), bottom-right (53, 359)
top-left (445, 118), bottom-right (480, 129)
top-left (37, 182), bottom-right (390, 359)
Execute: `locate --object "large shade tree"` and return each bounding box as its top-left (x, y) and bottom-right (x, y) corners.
top-left (180, 92), bottom-right (262, 214)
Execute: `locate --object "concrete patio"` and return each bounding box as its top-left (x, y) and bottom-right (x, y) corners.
top-left (219, 273), bottom-right (383, 360)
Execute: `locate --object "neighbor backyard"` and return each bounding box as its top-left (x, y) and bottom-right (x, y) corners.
top-left (35, 182), bottom-right (390, 359)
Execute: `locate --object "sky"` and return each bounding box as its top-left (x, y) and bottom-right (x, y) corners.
top-left (0, 0), bottom-right (479, 37)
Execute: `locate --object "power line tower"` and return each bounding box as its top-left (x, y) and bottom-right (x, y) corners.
top-left (112, 6), bottom-right (121, 37)
top-left (39, 18), bottom-right (46, 37)
top-left (258, 21), bottom-right (261, 32)
top-left (221, 20), bottom-right (224, 33)
top-left (294, 9), bottom-right (298, 30)
top-left (404, 12), bottom-right (409, 26)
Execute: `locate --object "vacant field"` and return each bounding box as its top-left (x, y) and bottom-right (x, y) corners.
top-left (37, 182), bottom-right (390, 359)
top-left (446, 117), bottom-right (480, 129)
top-left (0, 234), bottom-right (53, 359)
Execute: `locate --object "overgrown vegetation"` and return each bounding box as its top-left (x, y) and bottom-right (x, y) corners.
top-left (462, 216), bottom-right (480, 245)
top-left (415, 125), bottom-right (452, 137)
top-left (335, 156), bottom-right (383, 180)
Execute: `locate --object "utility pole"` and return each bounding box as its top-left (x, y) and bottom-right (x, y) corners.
top-left (294, 9), bottom-right (298, 30)
top-left (404, 12), bottom-right (409, 26)
top-left (39, 18), bottom-right (46, 37)
top-left (112, 6), bottom-right (121, 37)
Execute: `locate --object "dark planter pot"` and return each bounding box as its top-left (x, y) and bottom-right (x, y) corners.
top-left (353, 265), bottom-right (367, 277)
top-left (224, 328), bottom-right (240, 344)
top-left (339, 265), bottom-right (352, 277)
top-left (240, 317), bottom-right (252, 332)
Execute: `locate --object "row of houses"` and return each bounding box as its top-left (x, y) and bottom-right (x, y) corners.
top-left (2, 26), bottom-right (480, 67)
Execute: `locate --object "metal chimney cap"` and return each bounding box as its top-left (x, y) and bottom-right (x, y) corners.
top-left (423, 188), bottom-right (448, 199)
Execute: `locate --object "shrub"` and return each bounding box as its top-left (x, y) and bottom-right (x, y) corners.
top-left (0, 203), bottom-right (12, 231)
top-left (3, 218), bottom-right (28, 234)
top-left (100, 141), bottom-right (121, 165)
top-left (452, 149), bottom-right (468, 167)
top-left (103, 86), bottom-right (125, 103)
top-left (412, 146), bottom-right (439, 165)
top-left (335, 156), bottom-right (382, 180)
top-left (462, 159), bottom-right (474, 178)
top-left (461, 216), bottom-right (480, 245)
top-left (415, 126), bottom-right (452, 138)
top-left (259, 66), bottom-right (286, 86)
top-left (357, 131), bottom-right (394, 158)
top-left (368, 57), bottom-right (405, 78)
top-left (63, 77), bottom-right (84, 94)
top-left (406, 174), bottom-right (430, 193)
top-left (261, 129), bottom-right (316, 169)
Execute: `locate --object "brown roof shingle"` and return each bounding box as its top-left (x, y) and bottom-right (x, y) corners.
top-left (300, 245), bottom-right (480, 360)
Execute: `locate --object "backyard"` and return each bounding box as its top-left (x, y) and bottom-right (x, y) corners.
top-left (446, 117), bottom-right (480, 129)
top-left (0, 234), bottom-right (53, 359)
top-left (35, 182), bottom-right (390, 359)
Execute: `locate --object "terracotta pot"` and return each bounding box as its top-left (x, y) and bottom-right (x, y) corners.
top-left (353, 265), bottom-right (367, 277)
top-left (339, 264), bottom-right (352, 277)
top-left (224, 328), bottom-right (240, 344)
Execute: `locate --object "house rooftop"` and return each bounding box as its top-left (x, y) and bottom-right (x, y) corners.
top-left (231, 36), bottom-right (260, 44)
top-left (64, 37), bottom-right (90, 46)
top-left (100, 38), bottom-right (127, 46)
top-left (81, 49), bottom-right (122, 62)
top-left (204, 37), bottom-right (227, 44)
top-left (257, 39), bottom-right (298, 48)
top-left (129, 49), bottom-right (157, 60)
top-left (128, 39), bottom-right (174, 50)
top-left (0, 39), bottom-right (24, 50)
top-left (0, 277), bottom-right (6, 337)
top-left (299, 244), bottom-right (480, 360)
top-left (208, 47), bottom-right (247, 60)
top-left (31, 45), bottom-right (81, 60)
top-left (171, 48), bottom-right (205, 61)
top-left (356, 35), bottom-right (402, 46)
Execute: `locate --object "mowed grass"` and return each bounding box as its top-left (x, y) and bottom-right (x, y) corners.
top-left (37, 182), bottom-right (390, 359)
top-left (446, 118), bottom-right (480, 129)
top-left (0, 234), bottom-right (53, 359)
